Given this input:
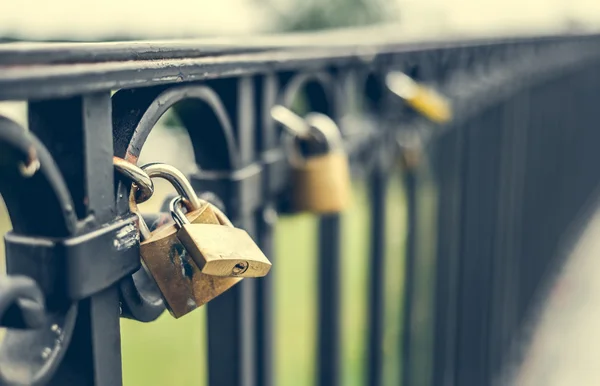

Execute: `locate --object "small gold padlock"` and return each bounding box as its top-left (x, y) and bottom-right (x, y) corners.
top-left (386, 71), bottom-right (452, 124)
top-left (170, 196), bottom-right (271, 277)
top-left (272, 107), bottom-right (351, 214)
top-left (135, 163), bottom-right (270, 318)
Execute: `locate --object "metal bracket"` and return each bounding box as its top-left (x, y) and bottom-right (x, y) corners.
top-left (5, 215), bottom-right (140, 303)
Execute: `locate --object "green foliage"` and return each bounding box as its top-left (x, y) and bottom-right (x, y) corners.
top-left (118, 177), bottom-right (407, 385)
top-left (273, 0), bottom-right (391, 32)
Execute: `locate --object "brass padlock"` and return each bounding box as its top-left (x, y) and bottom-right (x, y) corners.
top-left (170, 196), bottom-right (271, 277)
top-left (135, 163), bottom-right (243, 318)
top-left (386, 71), bottom-right (452, 124)
top-left (272, 106), bottom-right (351, 213)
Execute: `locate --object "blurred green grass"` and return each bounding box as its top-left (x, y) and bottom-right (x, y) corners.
top-left (0, 175), bottom-right (407, 386)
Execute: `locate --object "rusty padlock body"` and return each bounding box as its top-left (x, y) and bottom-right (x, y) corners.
top-left (140, 202), bottom-right (241, 318)
top-left (288, 113), bottom-right (351, 213)
top-left (135, 163), bottom-right (241, 318)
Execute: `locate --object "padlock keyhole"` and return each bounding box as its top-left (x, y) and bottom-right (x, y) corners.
top-left (232, 262), bottom-right (249, 276)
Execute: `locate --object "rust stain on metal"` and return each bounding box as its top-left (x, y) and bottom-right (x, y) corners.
top-left (18, 145), bottom-right (40, 177)
top-left (124, 150), bottom-right (139, 164)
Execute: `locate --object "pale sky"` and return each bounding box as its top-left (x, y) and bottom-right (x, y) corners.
top-left (1, 0), bottom-right (600, 40)
top-left (0, 0), bottom-right (273, 39)
top-left (2, 0), bottom-right (600, 41)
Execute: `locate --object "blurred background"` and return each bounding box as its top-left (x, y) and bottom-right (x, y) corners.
top-left (2, 0), bottom-right (600, 385)
top-left (2, 0), bottom-right (600, 41)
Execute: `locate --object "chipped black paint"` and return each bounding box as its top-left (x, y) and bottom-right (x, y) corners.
top-left (169, 242), bottom-right (195, 280)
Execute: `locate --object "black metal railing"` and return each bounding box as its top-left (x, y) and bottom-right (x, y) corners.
top-left (1, 27), bottom-right (600, 386)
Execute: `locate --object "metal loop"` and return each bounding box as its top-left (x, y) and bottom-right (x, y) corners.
top-left (119, 163), bottom-right (201, 323)
top-left (113, 156), bottom-right (154, 203)
top-left (281, 111), bottom-right (344, 166)
top-left (0, 115), bottom-right (77, 236)
top-left (169, 196), bottom-right (191, 228)
top-left (0, 276), bottom-right (78, 386)
top-left (0, 116), bottom-right (80, 385)
top-left (141, 163), bottom-right (201, 210)
top-left (271, 105), bottom-right (345, 165)
top-left (120, 163), bottom-right (227, 322)
top-left (271, 106), bottom-right (342, 147)
top-left (0, 304), bottom-right (78, 386)
top-left (0, 276), bottom-right (45, 330)
top-left (386, 71), bottom-right (420, 99)
top-left (303, 112), bottom-right (344, 148)
top-left (170, 195), bottom-right (234, 228)
top-left (118, 209), bottom-right (164, 322)
top-left (270, 105), bottom-right (314, 140)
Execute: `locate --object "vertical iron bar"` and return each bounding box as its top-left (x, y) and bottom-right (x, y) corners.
top-left (401, 163), bottom-right (417, 386)
top-left (317, 214), bottom-right (342, 386)
top-left (241, 220), bottom-right (257, 386)
top-left (255, 74), bottom-right (279, 386)
top-left (455, 108), bottom-right (503, 386)
top-left (206, 77), bottom-right (257, 386)
top-left (502, 86), bottom-right (529, 375)
top-left (56, 289), bottom-right (123, 385)
top-left (488, 87), bottom-right (529, 383)
top-left (366, 152), bottom-right (388, 386)
top-left (238, 76), bottom-right (259, 386)
top-left (28, 93), bottom-right (122, 386)
top-left (207, 219), bottom-right (257, 386)
top-left (293, 72), bottom-right (342, 386)
top-left (255, 206), bottom-right (276, 386)
top-left (431, 120), bottom-right (465, 386)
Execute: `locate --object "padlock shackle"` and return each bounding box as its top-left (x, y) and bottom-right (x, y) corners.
top-left (270, 105), bottom-right (314, 140)
top-left (113, 156), bottom-right (155, 203)
top-left (283, 112), bottom-right (344, 166)
top-left (169, 196), bottom-right (190, 228)
top-left (304, 113), bottom-right (343, 147)
top-left (170, 195), bottom-right (234, 228)
top-left (141, 163), bottom-right (202, 210)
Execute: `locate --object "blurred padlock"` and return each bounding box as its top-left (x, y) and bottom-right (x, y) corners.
top-left (272, 106), bottom-right (351, 213)
top-left (386, 71), bottom-right (452, 124)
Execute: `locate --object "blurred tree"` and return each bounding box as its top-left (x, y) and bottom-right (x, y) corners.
top-left (262, 0), bottom-right (393, 32)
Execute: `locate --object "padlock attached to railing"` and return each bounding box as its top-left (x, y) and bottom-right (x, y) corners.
top-left (170, 195), bottom-right (271, 278)
top-left (120, 162), bottom-right (271, 318)
top-left (271, 106), bottom-right (351, 214)
top-left (386, 71), bottom-right (452, 124)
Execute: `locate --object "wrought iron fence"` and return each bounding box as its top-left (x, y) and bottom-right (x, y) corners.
top-left (1, 27), bottom-right (600, 386)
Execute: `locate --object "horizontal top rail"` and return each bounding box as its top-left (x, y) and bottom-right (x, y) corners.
top-left (0, 24), bottom-right (598, 100)
top-left (1, 24), bottom-right (594, 64)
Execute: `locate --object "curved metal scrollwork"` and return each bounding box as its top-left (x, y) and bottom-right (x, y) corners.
top-left (112, 84), bottom-right (242, 322)
top-left (0, 116), bottom-right (78, 386)
top-left (279, 71), bottom-right (337, 115)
